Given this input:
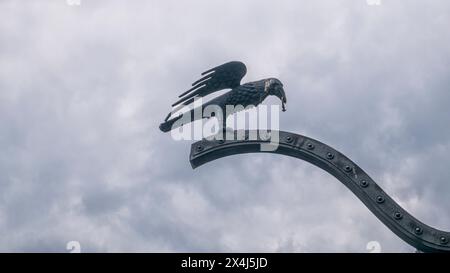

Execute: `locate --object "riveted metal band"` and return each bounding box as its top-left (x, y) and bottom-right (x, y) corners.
top-left (190, 130), bottom-right (450, 253)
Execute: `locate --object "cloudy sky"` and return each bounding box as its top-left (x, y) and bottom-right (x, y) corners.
top-left (1, 0), bottom-right (450, 252)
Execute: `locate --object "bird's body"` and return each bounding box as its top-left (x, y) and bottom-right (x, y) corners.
top-left (206, 81), bottom-right (268, 110)
top-left (160, 61), bottom-right (286, 132)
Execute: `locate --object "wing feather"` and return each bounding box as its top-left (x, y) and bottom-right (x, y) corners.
top-left (171, 61), bottom-right (247, 107)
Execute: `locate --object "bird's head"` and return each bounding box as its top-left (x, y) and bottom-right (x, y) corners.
top-left (264, 78), bottom-right (287, 112)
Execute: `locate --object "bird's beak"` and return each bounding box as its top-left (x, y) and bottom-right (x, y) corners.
top-left (276, 86), bottom-right (287, 112)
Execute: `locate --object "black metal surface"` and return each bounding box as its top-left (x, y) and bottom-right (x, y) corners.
top-left (190, 130), bottom-right (450, 253)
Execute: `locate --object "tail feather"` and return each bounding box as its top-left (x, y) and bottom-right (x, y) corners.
top-left (159, 115), bottom-right (183, 132)
top-left (159, 107), bottom-right (204, 132)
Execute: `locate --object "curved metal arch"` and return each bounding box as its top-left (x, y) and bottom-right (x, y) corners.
top-left (190, 130), bottom-right (450, 253)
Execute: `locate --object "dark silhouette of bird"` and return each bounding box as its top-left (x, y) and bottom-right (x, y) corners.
top-left (159, 61), bottom-right (286, 132)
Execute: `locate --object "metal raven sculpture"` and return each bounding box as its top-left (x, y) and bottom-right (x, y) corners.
top-left (159, 61), bottom-right (287, 132)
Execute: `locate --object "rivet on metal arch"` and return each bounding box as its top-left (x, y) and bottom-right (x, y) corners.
top-left (189, 130), bottom-right (450, 253)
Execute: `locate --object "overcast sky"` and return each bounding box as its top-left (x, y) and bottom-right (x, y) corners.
top-left (1, 0), bottom-right (450, 252)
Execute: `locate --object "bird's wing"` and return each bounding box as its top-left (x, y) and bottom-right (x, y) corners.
top-left (171, 61), bottom-right (247, 107)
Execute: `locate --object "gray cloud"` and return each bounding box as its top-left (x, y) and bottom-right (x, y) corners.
top-left (0, 0), bottom-right (449, 252)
